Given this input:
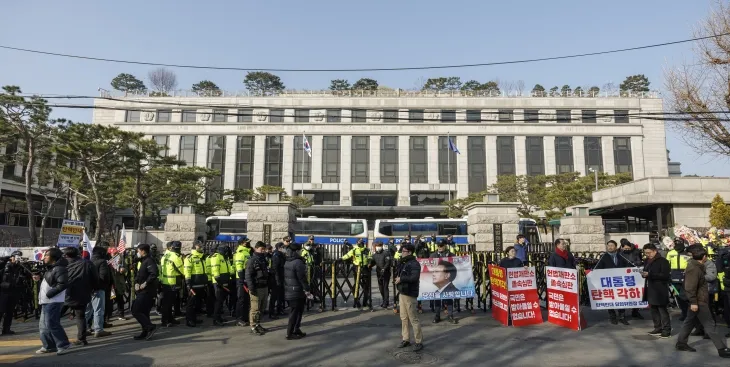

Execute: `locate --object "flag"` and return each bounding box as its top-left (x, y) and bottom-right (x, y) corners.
top-left (82, 230), bottom-right (94, 255)
top-left (303, 135), bottom-right (312, 158)
top-left (449, 137), bottom-right (460, 154)
top-left (116, 224), bottom-right (127, 254)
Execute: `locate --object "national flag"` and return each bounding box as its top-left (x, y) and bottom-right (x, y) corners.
top-left (82, 230), bottom-right (94, 255)
top-left (116, 224), bottom-right (127, 254)
top-left (449, 137), bottom-right (460, 154)
top-left (303, 135), bottom-right (312, 158)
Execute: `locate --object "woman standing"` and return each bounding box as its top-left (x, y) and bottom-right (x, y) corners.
top-left (498, 246), bottom-right (524, 269)
top-left (284, 243), bottom-right (311, 340)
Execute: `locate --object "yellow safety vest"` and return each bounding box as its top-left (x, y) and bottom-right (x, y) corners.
top-left (342, 245), bottom-right (371, 266)
top-left (160, 251), bottom-right (183, 286)
top-left (184, 250), bottom-right (207, 288)
top-left (210, 253), bottom-right (233, 283)
top-left (233, 246), bottom-right (251, 279)
top-left (667, 250), bottom-right (688, 270)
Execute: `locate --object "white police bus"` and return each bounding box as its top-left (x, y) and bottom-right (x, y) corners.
top-left (205, 213), bottom-right (249, 242)
top-left (373, 218), bottom-right (469, 245)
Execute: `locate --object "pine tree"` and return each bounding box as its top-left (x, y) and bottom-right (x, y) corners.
top-left (709, 194), bottom-right (730, 228)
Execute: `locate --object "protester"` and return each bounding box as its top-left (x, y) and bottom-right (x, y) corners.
top-left (594, 240), bottom-right (632, 325)
top-left (499, 246), bottom-right (524, 269)
top-left (513, 235), bottom-right (528, 263)
top-left (112, 263), bottom-right (128, 321)
top-left (675, 246), bottom-right (730, 358)
top-left (268, 242), bottom-right (286, 319)
top-left (0, 250), bottom-right (23, 335)
top-left (132, 244), bottom-right (159, 340)
top-left (37, 248), bottom-right (72, 356)
top-left (548, 239), bottom-right (576, 269)
top-left (284, 242), bottom-right (310, 340)
top-left (395, 243), bottom-right (423, 352)
top-left (64, 247), bottom-right (96, 346)
top-left (246, 241), bottom-right (270, 336)
top-left (86, 246), bottom-right (112, 337)
top-left (641, 243), bottom-right (671, 339)
top-left (369, 241), bottom-right (393, 309)
top-left (619, 239), bottom-right (644, 320)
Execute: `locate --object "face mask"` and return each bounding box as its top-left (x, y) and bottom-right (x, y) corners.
top-left (136, 251), bottom-right (142, 258)
top-left (396, 245), bottom-right (401, 250)
top-left (623, 249), bottom-right (632, 253)
top-left (304, 245), bottom-right (311, 251)
top-left (376, 247), bottom-right (383, 252)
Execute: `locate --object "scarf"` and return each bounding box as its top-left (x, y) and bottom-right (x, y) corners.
top-left (555, 247), bottom-right (569, 260)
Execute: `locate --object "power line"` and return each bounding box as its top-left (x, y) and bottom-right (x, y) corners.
top-left (1, 32), bottom-right (728, 72)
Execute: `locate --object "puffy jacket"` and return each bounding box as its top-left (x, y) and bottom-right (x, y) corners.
top-left (270, 251), bottom-right (286, 287)
top-left (43, 259), bottom-right (68, 300)
top-left (245, 253), bottom-right (269, 292)
top-left (135, 255), bottom-right (159, 294)
top-left (284, 252), bottom-right (310, 300)
top-left (621, 249), bottom-right (643, 267)
top-left (370, 250), bottom-right (393, 270)
top-left (65, 257), bottom-right (97, 307)
top-left (91, 254), bottom-right (111, 291)
top-left (0, 261), bottom-right (23, 291)
top-left (396, 255), bottom-right (420, 298)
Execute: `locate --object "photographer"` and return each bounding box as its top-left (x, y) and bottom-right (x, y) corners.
top-left (0, 251), bottom-right (23, 335)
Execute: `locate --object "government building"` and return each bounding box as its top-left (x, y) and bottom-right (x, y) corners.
top-left (92, 89), bottom-right (669, 224)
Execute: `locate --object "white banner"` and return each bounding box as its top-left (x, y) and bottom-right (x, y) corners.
top-left (586, 267), bottom-right (648, 310)
top-left (56, 219), bottom-right (85, 248)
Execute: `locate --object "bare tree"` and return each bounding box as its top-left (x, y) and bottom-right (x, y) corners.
top-left (148, 68), bottom-right (178, 94)
top-left (502, 80), bottom-right (516, 96)
top-left (602, 81), bottom-right (617, 96)
top-left (515, 80), bottom-right (525, 96)
top-left (665, 0), bottom-right (730, 157)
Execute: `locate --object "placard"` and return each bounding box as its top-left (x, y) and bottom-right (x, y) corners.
top-left (586, 268), bottom-right (648, 309)
top-left (56, 219), bottom-right (85, 248)
top-left (488, 264), bottom-right (509, 326)
top-left (546, 266), bottom-right (584, 330)
top-left (417, 256), bottom-right (476, 300)
top-left (507, 267), bottom-right (544, 327)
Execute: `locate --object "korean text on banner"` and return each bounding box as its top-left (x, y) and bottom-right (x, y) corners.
top-left (488, 264), bottom-right (509, 326)
top-left (586, 268), bottom-right (648, 310)
top-left (546, 266), bottom-right (583, 331)
top-left (56, 219), bottom-right (85, 248)
top-left (417, 256), bottom-right (476, 301)
top-left (507, 267), bottom-right (544, 327)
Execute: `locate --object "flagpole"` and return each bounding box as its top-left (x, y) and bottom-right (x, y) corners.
top-left (447, 133), bottom-right (452, 217)
top-left (301, 133), bottom-right (305, 219)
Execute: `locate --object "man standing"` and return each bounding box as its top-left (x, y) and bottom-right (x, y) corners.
top-left (675, 246), bottom-right (730, 358)
top-left (342, 239), bottom-right (372, 310)
top-left (0, 251), bottom-right (23, 335)
top-left (63, 247), bottom-right (95, 347)
top-left (86, 246), bottom-right (112, 337)
top-left (641, 243), bottom-right (672, 338)
top-left (548, 239), bottom-right (576, 269)
top-left (234, 240), bottom-right (252, 326)
top-left (37, 248), bottom-right (72, 356)
top-left (594, 240), bottom-right (632, 326)
top-left (395, 243), bottom-right (423, 352)
top-left (246, 242), bottom-right (270, 336)
top-left (183, 242), bottom-right (207, 328)
top-left (159, 241), bottom-right (183, 327)
top-left (210, 246), bottom-right (233, 326)
top-left (268, 243), bottom-right (286, 319)
top-left (370, 242), bottom-right (393, 309)
top-left (513, 235), bottom-right (528, 264)
top-left (132, 244), bottom-right (159, 340)
top-left (429, 241), bottom-right (457, 324)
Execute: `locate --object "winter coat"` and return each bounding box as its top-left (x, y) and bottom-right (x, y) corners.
top-left (270, 251), bottom-right (286, 287)
top-left (65, 257), bottom-right (97, 307)
top-left (245, 253), bottom-right (269, 292)
top-left (684, 259), bottom-right (709, 306)
top-left (43, 259), bottom-right (68, 300)
top-left (284, 252), bottom-right (310, 300)
top-left (91, 254), bottom-right (111, 291)
top-left (642, 255), bottom-right (670, 306)
top-left (548, 251), bottom-right (577, 269)
top-left (134, 255), bottom-right (159, 294)
top-left (594, 252), bottom-right (632, 270)
top-left (621, 249), bottom-right (643, 267)
top-left (499, 257), bottom-right (524, 269)
top-left (396, 255), bottom-right (421, 298)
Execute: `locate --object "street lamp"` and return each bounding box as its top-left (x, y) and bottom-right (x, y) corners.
top-left (588, 167), bottom-right (598, 191)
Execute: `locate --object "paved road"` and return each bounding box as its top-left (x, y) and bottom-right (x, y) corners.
top-left (1, 304), bottom-right (729, 366)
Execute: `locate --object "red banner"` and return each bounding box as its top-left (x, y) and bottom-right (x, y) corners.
top-left (545, 266), bottom-right (585, 331)
top-left (488, 264), bottom-right (509, 326)
top-left (507, 267), bottom-right (544, 327)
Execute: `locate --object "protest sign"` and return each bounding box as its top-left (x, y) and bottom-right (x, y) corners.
top-left (56, 219), bottom-right (85, 248)
top-left (546, 266), bottom-right (584, 330)
top-left (586, 267), bottom-right (648, 310)
top-left (507, 267), bottom-right (543, 327)
top-left (488, 264), bottom-right (509, 326)
top-left (417, 256), bottom-right (476, 301)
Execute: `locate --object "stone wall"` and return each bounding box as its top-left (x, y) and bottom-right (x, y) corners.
top-left (465, 202), bottom-right (520, 251)
top-left (163, 214), bottom-right (206, 252)
top-left (558, 216), bottom-right (605, 252)
top-left (245, 201), bottom-right (296, 244)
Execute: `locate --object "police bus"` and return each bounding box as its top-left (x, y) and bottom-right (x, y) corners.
top-left (205, 213), bottom-right (249, 242)
top-left (373, 218), bottom-right (469, 246)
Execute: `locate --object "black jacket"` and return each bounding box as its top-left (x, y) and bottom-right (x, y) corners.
top-left (548, 252), bottom-right (577, 269)
top-left (594, 252), bottom-right (632, 270)
top-left (643, 255), bottom-right (670, 306)
top-left (0, 261), bottom-right (23, 291)
top-left (65, 257), bottom-right (97, 307)
top-left (396, 255), bottom-right (421, 298)
top-left (621, 249), bottom-right (643, 267)
top-left (415, 242), bottom-right (430, 259)
top-left (499, 257), bottom-right (524, 269)
top-left (91, 254), bottom-right (111, 291)
top-left (429, 250), bottom-right (454, 259)
top-left (43, 259), bottom-right (69, 300)
top-left (284, 252), bottom-right (310, 300)
top-left (245, 253), bottom-right (269, 292)
top-left (270, 251), bottom-right (286, 287)
top-left (135, 255), bottom-right (159, 294)
top-left (370, 250), bottom-right (393, 270)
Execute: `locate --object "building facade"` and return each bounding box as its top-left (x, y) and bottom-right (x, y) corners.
top-left (93, 90), bottom-right (669, 221)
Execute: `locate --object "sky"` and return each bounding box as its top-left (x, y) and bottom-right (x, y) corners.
top-left (1, 0), bottom-right (726, 176)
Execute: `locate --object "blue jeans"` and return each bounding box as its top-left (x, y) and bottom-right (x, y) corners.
top-left (39, 302), bottom-right (70, 351)
top-left (85, 290), bottom-right (106, 332)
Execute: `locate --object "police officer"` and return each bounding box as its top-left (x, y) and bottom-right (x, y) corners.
top-left (341, 239), bottom-right (353, 259)
top-left (342, 239), bottom-right (372, 310)
top-left (369, 242), bottom-right (393, 309)
top-left (210, 245), bottom-right (234, 326)
top-left (668, 238), bottom-right (691, 321)
top-left (183, 241), bottom-right (207, 327)
top-left (0, 251), bottom-right (23, 335)
top-left (386, 239), bottom-right (398, 257)
top-left (204, 245), bottom-right (216, 318)
top-left (234, 240), bottom-right (252, 327)
top-left (132, 244), bottom-right (158, 340)
top-left (426, 235), bottom-right (438, 253)
top-left (445, 235), bottom-right (458, 254)
top-left (302, 240), bottom-right (313, 284)
top-left (160, 241), bottom-right (183, 327)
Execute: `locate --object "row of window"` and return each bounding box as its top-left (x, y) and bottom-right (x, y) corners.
top-left (297, 191), bottom-right (453, 207)
top-left (154, 135), bottom-right (633, 196)
top-left (128, 108), bottom-right (632, 124)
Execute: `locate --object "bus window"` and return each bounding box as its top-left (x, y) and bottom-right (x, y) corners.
top-left (392, 222), bottom-right (410, 237)
top-left (438, 222), bottom-right (459, 236)
top-left (410, 222), bottom-right (437, 236)
top-left (350, 222), bottom-right (365, 236)
top-left (292, 221), bottom-right (304, 233)
top-left (309, 221), bottom-right (332, 235)
top-left (332, 222), bottom-right (351, 236)
top-left (220, 219), bottom-right (247, 234)
top-left (458, 223), bottom-right (467, 235)
top-left (378, 223), bottom-right (392, 236)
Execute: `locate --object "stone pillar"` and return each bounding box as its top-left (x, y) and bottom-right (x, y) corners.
top-left (558, 206), bottom-right (605, 252)
top-left (245, 199), bottom-right (297, 245)
top-left (164, 214), bottom-right (206, 252)
top-left (465, 195), bottom-right (520, 251)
